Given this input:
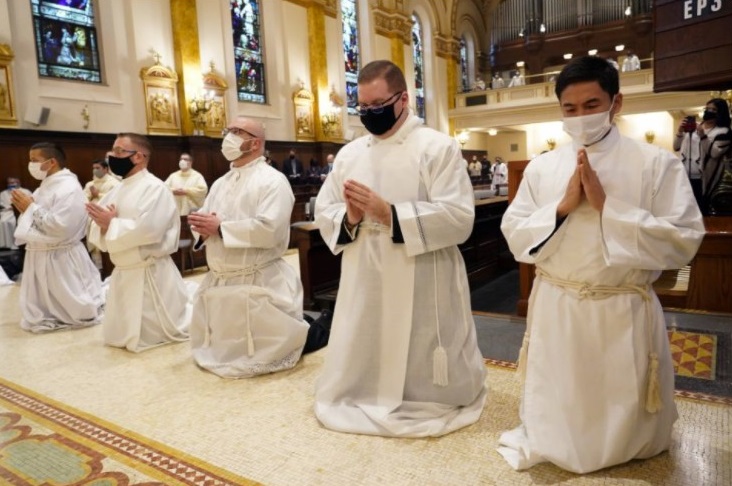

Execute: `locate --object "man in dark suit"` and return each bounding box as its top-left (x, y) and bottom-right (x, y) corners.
top-left (282, 149), bottom-right (304, 184)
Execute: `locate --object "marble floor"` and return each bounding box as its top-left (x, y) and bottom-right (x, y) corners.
top-left (0, 251), bottom-right (730, 485)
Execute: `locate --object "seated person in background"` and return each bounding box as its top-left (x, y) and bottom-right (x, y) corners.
top-left (282, 149), bottom-right (304, 184)
top-left (320, 153), bottom-right (335, 181)
top-left (188, 116), bottom-right (329, 378)
top-left (1, 177), bottom-right (32, 249)
top-left (14, 142), bottom-right (103, 332)
top-left (87, 132), bottom-right (190, 352)
top-left (83, 159), bottom-right (120, 269)
top-left (164, 153), bottom-right (208, 216)
top-left (307, 158), bottom-right (322, 184)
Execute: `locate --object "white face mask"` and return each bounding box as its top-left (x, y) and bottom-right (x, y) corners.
top-left (221, 133), bottom-right (246, 161)
top-left (562, 98), bottom-right (616, 146)
top-left (28, 160), bottom-right (49, 181)
top-left (179, 159), bottom-right (190, 170)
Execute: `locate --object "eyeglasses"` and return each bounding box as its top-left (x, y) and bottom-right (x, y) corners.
top-left (222, 127), bottom-right (258, 138)
top-left (356, 91), bottom-right (403, 116)
top-left (110, 147), bottom-right (147, 158)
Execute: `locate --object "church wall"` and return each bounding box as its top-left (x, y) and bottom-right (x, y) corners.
top-left (484, 130), bottom-right (528, 162)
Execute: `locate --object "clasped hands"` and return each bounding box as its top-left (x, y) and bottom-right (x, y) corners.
top-left (557, 148), bottom-right (606, 218)
top-left (188, 212), bottom-right (221, 238)
top-left (86, 202), bottom-right (118, 232)
top-left (10, 190), bottom-right (34, 213)
top-left (343, 179), bottom-right (391, 227)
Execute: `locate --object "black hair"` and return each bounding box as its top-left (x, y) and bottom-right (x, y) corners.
top-left (92, 159), bottom-right (109, 169)
top-left (706, 98), bottom-right (731, 129)
top-left (30, 142), bottom-right (66, 167)
top-left (555, 56), bottom-right (619, 100)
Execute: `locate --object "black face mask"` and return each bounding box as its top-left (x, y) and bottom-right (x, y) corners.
top-left (360, 102), bottom-right (403, 136)
top-left (108, 155), bottom-right (135, 177)
top-left (702, 110), bottom-right (717, 121)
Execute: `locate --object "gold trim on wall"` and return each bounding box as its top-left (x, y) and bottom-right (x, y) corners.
top-left (0, 44), bottom-right (18, 127)
top-left (140, 61), bottom-right (182, 136)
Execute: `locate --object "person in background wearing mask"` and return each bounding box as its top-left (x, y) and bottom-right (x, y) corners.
top-left (0, 177), bottom-right (32, 249)
top-left (282, 149), bottom-right (304, 184)
top-left (187, 116), bottom-right (329, 378)
top-left (673, 98), bottom-right (732, 214)
top-left (12, 142), bottom-right (103, 332)
top-left (498, 56), bottom-right (705, 474)
top-left (164, 153), bottom-right (208, 216)
top-left (320, 153), bottom-right (335, 181)
top-left (86, 132), bottom-right (190, 352)
top-left (83, 159), bottom-right (120, 269)
top-left (313, 60), bottom-right (487, 438)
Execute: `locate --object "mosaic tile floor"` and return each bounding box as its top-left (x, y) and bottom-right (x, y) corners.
top-left (0, 266), bottom-right (730, 485)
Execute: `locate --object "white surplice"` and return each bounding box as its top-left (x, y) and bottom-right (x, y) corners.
top-left (89, 169), bottom-right (190, 352)
top-left (313, 114), bottom-right (488, 438)
top-left (498, 127), bottom-right (705, 473)
top-left (14, 169), bottom-right (103, 332)
top-left (83, 173), bottom-right (120, 203)
top-left (165, 169), bottom-right (208, 216)
top-left (190, 157), bottom-right (309, 378)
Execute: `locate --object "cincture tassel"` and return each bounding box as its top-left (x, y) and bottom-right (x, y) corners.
top-left (645, 352), bottom-right (662, 413)
top-left (432, 253), bottom-right (449, 386)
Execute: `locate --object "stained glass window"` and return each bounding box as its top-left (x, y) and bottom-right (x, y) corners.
top-left (342, 0), bottom-right (359, 115)
top-left (411, 14), bottom-right (425, 121)
top-left (31, 0), bottom-right (102, 83)
top-left (459, 37), bottom-right (469, 92)
top-left (230, 0), bottom-right (266, 104)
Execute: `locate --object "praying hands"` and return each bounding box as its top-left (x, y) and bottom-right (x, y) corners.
top-left (86, 202), bottom-right (117, 232)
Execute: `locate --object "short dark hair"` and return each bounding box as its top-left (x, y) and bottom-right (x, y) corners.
top-left (117, 132), bottom-right (153, 157)
top-left (358, 60), bottom-right (408, 93)
top-left (707, 98), bottom-right (731, 129)
top-left (555, 56), bottom-right (619, 100)
top-left (92, 159), bottom-right (109, 169)
top-left (30, 142), bottom-right (66, 167)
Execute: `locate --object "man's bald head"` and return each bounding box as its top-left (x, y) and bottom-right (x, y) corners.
top-left (231, 116), bottom-right (265, 140)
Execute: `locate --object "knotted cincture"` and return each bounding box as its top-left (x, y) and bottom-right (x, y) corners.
top-left (530, 269), bottom-right (661, 413)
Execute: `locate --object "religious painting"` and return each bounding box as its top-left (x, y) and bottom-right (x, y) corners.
top-left (342, 0), bottom-right (360, 115)
top-left (140, 62), bottom-right (181, 136)
top-left (230, 0), bottom-right (266, 104)
top-left (31, 0), bottom-right (103, 84)
top-left (293, 85), bottom-right (314, 141)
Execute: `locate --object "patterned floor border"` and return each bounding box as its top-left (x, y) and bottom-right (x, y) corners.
top-left (484, 358), bottom-right (732, 406)
top-left (0, 377), bottom-right (258, 486)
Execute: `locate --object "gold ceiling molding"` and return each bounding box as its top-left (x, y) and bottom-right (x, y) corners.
top-left (434, 35), bottom-right (460, 60)
top-left (372, 8), bottom-right (412, 44)
top-left (284, 0), bottom-right (337, 17)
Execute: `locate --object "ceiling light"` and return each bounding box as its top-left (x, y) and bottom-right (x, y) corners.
top-left (516, 61), bottom-right (525, 68)
top-left (588, 49), bottom-right (598, 56)
top-left (624, 6), bottom-right (632, 16)
top-left (615, 44), bottom-right (625, 52)
top-left (539, 23), bottom-right (546, 33)
top-left (563, 53), bottom-right (573, 60)
top-left (487, 128), bottom-right (498, 136)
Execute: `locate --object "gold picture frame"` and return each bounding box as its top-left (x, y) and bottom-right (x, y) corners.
top-left (293, 84), bottom-right (315, 141)
top-left (140, 62), bottom-right (181, 135)
top-left (0, 44), bottom-right (18, 127)
top-left (202, 64), bottom-right (228, 138)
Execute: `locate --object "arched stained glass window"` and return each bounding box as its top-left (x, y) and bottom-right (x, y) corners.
top-left (411, 14), bottom-right (425, 121)
top-left (459, 37), bottom-right (469, 92)
top-left (230, 0), bottom-right (266, 104)
top-left (31, 0), bottom-right (102, 83)
top-left (342, 0), bottom-right (359, 115)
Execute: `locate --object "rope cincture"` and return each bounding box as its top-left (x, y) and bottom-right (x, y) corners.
top-left (432, 252), bottom-right (448, 386)
top-left (521, 268), bottom-right (661, 414)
